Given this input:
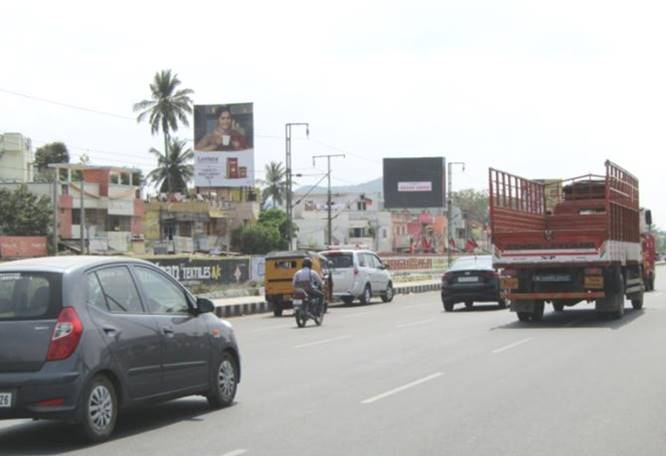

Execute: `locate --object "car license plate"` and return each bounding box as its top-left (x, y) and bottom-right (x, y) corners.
top-left (0, 392), bottom-right (13, 408)
top-left (457, 276), bottom-right (479, 283)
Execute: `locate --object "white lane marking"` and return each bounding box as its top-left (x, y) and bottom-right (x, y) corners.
top-left (250, 324), bottom-right (293, 333)
top-left (396, 318), bottom-right (434, 328)
top-left (491, 337), bottom-right (533, 354)
top-left (361, 373), bottom-right (443, 405)
top-left (221, 450), bottom-right (248, 456)
top-left (651, 292), bottom-right (663, 297)
top-left (293, 335), bottom-right (352, 349)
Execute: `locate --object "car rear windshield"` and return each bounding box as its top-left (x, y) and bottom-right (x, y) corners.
top-left (0, 271), bottom-right (62, 321)
top-left (326, 253), bottom-right (354, 269)
top-left (450, 257), bottom-right (493, 271)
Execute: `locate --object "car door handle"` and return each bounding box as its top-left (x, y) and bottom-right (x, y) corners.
top-left (102, 326), bottom-right (120, 336)
top-left (162, 327), bottom-right (175, 336)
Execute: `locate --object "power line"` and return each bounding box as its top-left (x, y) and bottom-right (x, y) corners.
top-left (0, 88), bottom-right (135, 120)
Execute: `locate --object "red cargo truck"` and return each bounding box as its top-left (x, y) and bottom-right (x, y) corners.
top-left (489, 161), bottom-right (646, 322)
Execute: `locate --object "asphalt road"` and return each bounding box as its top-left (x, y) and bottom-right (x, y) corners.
top-left (2, 266), bottom-right (666, 456)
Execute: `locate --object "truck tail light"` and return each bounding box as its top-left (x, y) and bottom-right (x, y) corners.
top-left (46, 307), bottom-right (83, 361)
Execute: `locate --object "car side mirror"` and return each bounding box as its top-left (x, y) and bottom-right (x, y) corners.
top-left (378, 264), bottom-right (386, 270)
top-left (196, 297), bottom-right (215, 314)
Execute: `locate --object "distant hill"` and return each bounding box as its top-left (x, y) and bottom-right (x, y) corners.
top-left (295, 177), bottom-right (382, 196)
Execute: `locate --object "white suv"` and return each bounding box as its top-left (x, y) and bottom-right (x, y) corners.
top-left (321, 249), bottom-right (394, 305)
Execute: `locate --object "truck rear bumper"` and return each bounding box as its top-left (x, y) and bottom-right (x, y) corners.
top-left (508, 291), bottom-right (605, 301)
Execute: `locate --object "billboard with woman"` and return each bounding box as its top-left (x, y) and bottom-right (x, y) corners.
top-left (193, 102), bottom-right (254, 187)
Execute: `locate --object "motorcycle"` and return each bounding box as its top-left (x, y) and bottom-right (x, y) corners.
top-left (293, 287), bottom-right (325, 328)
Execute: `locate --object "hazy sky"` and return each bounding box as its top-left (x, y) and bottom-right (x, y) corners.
top-left (2, 0), bottom-right (665, 224)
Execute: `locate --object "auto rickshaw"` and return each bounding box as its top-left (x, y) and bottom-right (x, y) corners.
top-left (264, 251), bottom-right (332, 317)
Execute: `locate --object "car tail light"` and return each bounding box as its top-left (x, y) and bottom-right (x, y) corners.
top-left (585, 267), bottom-right (602, 275)
top-left (35, 398), bottom-right (65, 407)
top-left (46, 307), bottom-right (83, 361)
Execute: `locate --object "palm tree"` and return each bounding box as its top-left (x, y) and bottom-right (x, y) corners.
top-left (133, 70), bottom-right (194, 192)
top-left (261, 161), bottom-right (286, 208)
top-left (146, 138), bottom-right (193, 194)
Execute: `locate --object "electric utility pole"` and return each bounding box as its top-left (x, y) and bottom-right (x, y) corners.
top-left (313, 154), bottom-right (345, 246)
top-left (285, 122), bottom-right (309, 250)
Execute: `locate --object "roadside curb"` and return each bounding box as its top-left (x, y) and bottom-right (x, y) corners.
top-left (213, 281), bottom-right (441, 318)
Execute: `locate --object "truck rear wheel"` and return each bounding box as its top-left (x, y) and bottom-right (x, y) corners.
top-left (553, 302), bottom-right (564, 312)
top-left (517, 312), bottom-right (531, 322)
top-left (532, 301), bottom-right (545, 321)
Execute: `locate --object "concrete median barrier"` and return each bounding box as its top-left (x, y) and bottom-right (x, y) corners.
top-left (213, 280), bottom-right (441, 318)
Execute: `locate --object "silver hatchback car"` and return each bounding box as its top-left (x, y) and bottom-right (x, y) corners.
top-left (0, 256), bottom-right (241, 442)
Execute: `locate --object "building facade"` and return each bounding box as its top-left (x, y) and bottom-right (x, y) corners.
top-left (0, 133), bottom-right (33, 183)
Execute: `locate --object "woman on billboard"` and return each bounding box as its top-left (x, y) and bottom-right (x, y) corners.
top-left (195, 105), bottom-right (248, 151)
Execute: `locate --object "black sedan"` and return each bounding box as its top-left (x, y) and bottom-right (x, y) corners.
top-left (441, 255), bottom-right (505, 311)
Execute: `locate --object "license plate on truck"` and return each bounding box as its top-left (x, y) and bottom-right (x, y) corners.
top-left (0, 392), bottom-right (13, 408)
top-left (533, 274), bottom-right (571, 283)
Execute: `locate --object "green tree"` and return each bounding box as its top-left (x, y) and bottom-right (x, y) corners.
top-left (261, 161), bottom-right (286, 208)
top-left (453, 189), bottom-right (489, 225)
top-left (34, 142), bottom-right (69, 180)
top-left (258, 208), bottom-right (296, 248)
top-left (231, 224), bottom-right (282, 255)
top-left (0, 185), bottom-right (52, 236)
top-left (133, 69), bottom-right (194, 193)
top-left (146, 138), bottom-right (193, 194)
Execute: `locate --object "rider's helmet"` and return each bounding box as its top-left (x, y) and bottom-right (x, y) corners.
top-left (302, 257), bottom-right (313, 269)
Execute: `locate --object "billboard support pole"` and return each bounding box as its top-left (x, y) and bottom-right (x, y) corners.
top-left (447, 162), bottom-right (466, 267)
top-left (313, 154), bottom-right (345, 246)
top-left (285, 122), bottom-right (309, 250)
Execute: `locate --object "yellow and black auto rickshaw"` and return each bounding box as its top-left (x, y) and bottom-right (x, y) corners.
top-left (264, 251), bottom-right (331, 317)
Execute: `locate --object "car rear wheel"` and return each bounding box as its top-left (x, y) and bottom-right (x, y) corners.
top-left (498, 299), bottom-right (507, 309)
top-left (360, 285), bottom-right (372, 305)
top-left (79, 375), bottom-right (118, 443)
top-left (381, 282), bottom-right (394, 303)
top-left (464, 301), bottom-right (473, 310)
top-left (207, 352), bottom-right (238, 409)
top-left (443, 300), bottom-right (454, 312)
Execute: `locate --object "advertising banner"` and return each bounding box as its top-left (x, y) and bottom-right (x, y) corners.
top-left (193, 103), bottom-right (254, 187)
top-left (146, 257), bottom-right (250, 286)
top-left (383, 157), bottom-right (446, 208)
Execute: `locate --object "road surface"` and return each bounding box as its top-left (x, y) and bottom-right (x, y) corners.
top-left (1, 266), bottom-right (665, 455)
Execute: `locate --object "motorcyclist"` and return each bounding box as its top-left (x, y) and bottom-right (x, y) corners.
top-left (292, 257), bottom-right (325, 306)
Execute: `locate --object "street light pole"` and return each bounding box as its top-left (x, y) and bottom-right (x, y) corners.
top-left (285, 122), bottom-right (309, 250)
top-left (313, 154), bottom-right (345, 246)
top-left (447, 161), bottom-right (466, 267)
